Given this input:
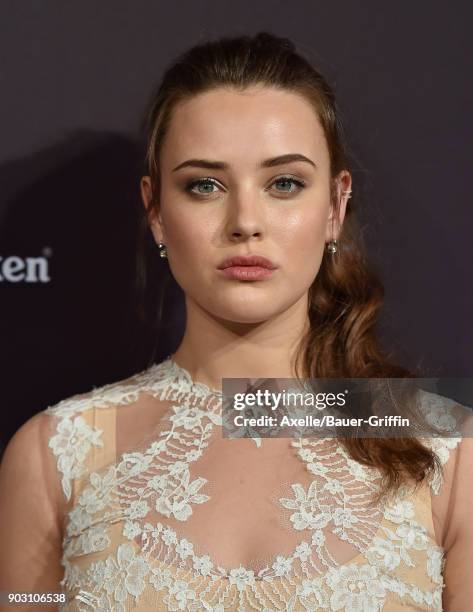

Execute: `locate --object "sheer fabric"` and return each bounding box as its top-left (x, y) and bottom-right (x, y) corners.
top-left (38, 356), bottom-right (467, 611)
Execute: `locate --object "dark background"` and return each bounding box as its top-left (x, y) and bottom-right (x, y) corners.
top-left (1, 1), bottom-right (472, 455)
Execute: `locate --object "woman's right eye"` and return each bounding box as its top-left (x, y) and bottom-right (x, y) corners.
top-left (185, 177), bottom-right (221, 196)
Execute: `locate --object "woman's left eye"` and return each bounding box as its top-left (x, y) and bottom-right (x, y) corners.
top-left (270, 176), bottom-right (306, 194)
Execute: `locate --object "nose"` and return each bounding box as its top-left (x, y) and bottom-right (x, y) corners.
top-left (224, 189), bottom-right (265, 242)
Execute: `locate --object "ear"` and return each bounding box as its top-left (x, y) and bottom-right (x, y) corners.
top-left (325, 170), bottom-right (352, 243)
top-left (140, 176), bottom-right (165, 244)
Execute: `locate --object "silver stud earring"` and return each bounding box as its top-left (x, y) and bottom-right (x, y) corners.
top-left (158, 242), bottom-right (167, 259)
top-left (326, 239), bottom-right (338, 254)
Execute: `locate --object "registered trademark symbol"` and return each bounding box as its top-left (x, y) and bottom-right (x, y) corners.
top-left (42, 246), bottom-right (53, 257)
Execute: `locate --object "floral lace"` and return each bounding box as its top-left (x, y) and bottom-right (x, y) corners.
top-left (45, 357), bottom-right (462, 611)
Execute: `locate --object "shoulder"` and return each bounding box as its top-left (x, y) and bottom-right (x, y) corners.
top-left (441, 433), bottom-right (473, 540)
top-left (42, 365), bottom-right (159, 501)
top-left (0, 411), bottom-right (66, 541)
top-left (415, 388), bottom-right (473, 538)
top-left (1, 411), bottom-right (55, 481)
top-left (0, 411), bottom-right (66, 589)
top-left (437, 432), bottom-right (473, 607)
top-left (44, 366), bottom-right (154, 419)
top-left (1, 411), bottom-right (59, 494)
top-left (414, 388), bottom-right (471, 494)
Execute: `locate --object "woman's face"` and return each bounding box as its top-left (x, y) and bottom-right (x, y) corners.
top-left (141, 86), bottom-right (350, 324)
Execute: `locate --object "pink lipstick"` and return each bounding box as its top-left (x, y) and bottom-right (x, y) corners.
top-left (217, 254), bottom-right (278, 281)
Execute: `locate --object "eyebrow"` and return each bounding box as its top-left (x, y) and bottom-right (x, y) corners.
top-left (172, 153), bottom-right (316, 172)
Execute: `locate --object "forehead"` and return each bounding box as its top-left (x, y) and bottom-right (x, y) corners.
top-left (160, 86), bottom-right (329, 170)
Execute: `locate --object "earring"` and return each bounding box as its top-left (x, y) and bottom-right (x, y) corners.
top-left (158, 242), bottom-right (167, 259)
top-left (327, 189), bottom-right (351, 255)
top-left (326, 239), bottom-right (338, 254)
top-left (325, 189), bottom-right (350, 255)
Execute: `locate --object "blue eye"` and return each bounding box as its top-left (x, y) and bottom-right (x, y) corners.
top-left (184, 175), bottom-right (306, 198)
top-left (185, 177), bottom-right (219, 196)
top-left (271, 176), bottom-right (305, 194)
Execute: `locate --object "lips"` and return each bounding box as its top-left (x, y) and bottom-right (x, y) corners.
top-left (217, 255), bottom-right (278, 270)
top-left (217, 255), bottom-right (278, 281)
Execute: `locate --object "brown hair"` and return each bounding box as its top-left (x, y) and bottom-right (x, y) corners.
top-left (137, 31), bottom-right (439, 500)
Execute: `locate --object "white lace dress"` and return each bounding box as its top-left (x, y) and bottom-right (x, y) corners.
top-left (43, 356), bottom-right (463, 611)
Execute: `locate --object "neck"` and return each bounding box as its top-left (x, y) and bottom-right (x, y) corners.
top-left (170, 294), bottom-right (311, 390)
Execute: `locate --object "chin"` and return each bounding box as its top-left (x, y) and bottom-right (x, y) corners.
top-left (208, 300), bottom-right (286, 325)
top-left (222, 312), bottom-right (273, 325)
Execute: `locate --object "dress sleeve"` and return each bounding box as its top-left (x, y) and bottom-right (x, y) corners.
top-left (0, 389), bottom-right (109, 612)
top-left (0, 410), bottom-right (67, 611)
top-left (420, 387), bottom-right (473, 611)
top-left (44, 399), bottom-right (106, 504)
top-left (438, 433), bottom-right (473, 610)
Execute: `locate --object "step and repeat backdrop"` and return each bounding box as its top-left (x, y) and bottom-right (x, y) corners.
top-left (1, 1), bottom-right (471, 455)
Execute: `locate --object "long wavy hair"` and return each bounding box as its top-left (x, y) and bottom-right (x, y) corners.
top-left (135, 31), bottom-right (439, 500)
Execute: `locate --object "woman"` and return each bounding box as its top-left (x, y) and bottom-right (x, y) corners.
top-left (0, 32), bottom-right (471, 612)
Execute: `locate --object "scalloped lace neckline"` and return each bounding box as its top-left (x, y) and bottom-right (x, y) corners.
top-left (161, 354), bottom-right (224, 398)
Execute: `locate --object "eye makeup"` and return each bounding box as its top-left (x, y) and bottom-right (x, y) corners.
top-left (184, 175), bottom-right (307, 198)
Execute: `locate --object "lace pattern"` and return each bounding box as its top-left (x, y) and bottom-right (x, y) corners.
top-left (44, 358), bottom-right (462, 611)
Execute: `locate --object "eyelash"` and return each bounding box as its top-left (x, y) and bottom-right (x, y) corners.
top-left (184, 175), bottom-right (306, 198)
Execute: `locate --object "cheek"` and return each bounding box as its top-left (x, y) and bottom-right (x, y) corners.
top-left (274, 209), bottom-right (328, 292)
top-left (276, 207), bottom-right (328, 266)
top-left (162, 209), bottom-right (214, 281)
top-left (163, 206), bottom-right (203, 251)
